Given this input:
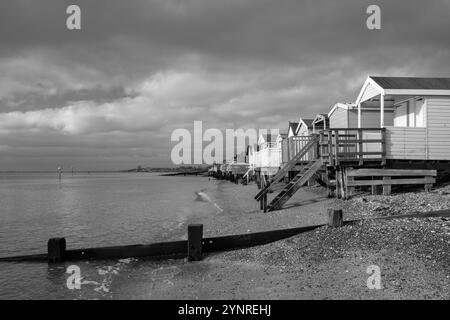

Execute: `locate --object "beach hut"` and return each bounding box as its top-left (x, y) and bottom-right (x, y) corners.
top-left (328, 102), bottom-right (394, 129)
top-left (253, 133), bottom-right (281, 175)
top-left (255, 76), bottom-right (450, 211)
top-left (312, 114), bottom-right (329, 133)
top-left (295, 118), bottom-right (314, 137)
top-left (355, 76), bottom-right (450, 161)
top-left (286, 118), bottom-right (314, 161)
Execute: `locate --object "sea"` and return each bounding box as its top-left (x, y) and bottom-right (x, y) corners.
top-left (0, 172), bottom-right (226, 299)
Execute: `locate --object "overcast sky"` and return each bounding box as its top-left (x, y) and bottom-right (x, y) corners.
top-left (1, 0), bottom-right (450, 170)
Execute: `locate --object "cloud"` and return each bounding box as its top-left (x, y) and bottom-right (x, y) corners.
top-left (1, 0), bottom-right (450, 169)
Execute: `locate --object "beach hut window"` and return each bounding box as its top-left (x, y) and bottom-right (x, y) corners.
top-left (394, 102), bottom-right (408, 127)
top-left (394, 99), bottom-right (425, 128)
top-left (414, 98), bottom-right (425, 128)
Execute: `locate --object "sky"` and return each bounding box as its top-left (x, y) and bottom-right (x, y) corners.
top-left (1, 0), bottom-right (450, 170)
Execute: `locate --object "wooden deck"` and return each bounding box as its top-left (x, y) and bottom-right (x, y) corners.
top-left (318, 128), bottom-right (386, 166)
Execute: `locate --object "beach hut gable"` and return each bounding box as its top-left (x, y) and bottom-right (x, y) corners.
top-left (295, 118), bottom-right (313, 136)
top-left (287, 122), bottom-right (299, 137)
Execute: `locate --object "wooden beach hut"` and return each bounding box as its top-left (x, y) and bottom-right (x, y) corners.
top-left (295, 118), bottom-right (314, 137)
top-left (328, 102), bottom-right (394, 128)
top-left (312, 114), bottom-right (329, 133)
top-left (355, 76), bottom-right (450, 162)
top-left (255, 76), bottom-right (449, 211)
top-left (254, 133), bottom-right (282, 175)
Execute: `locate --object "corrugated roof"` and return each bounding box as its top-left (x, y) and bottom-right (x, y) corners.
top-left (371, 76), bottom-right (450, 90)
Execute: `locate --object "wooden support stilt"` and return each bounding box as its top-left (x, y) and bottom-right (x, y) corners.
top-left (256, 172), bottom-right (261, 189)
top-left (382, 176), bottom-right (391, 195)
top-left (424, 183), bottom-right (432, 192)
top-left (327, 209), bottom-right (343, 227)
top-left (263, 194), bottom-right (268, 212)
top-left (260, 176), bottom-right (265, 210)
top-left (371, 177), bottom-right (380, 195)
top-left (347, 172), bottom-right (354, 199)
top-left (325, 167), bottom-right (333, 198)
top-left (187, 224), bottom-right (203, 261)
top-left (336, 168), bottom-right (342, 199)
top-left (342, 168), bottom-right (348, 200)
top-left (48, 237), bottom-right (66, 263)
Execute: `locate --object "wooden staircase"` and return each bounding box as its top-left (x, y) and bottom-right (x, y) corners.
top-left (255, 135), bottom-right (320, 202)
top-left (266, 159), bottom-right (323, 211)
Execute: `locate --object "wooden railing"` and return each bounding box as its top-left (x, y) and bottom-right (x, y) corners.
top-left (319, 128), bottom-right (386, 166)
top-left (282, 135), bottom-right (317, 163)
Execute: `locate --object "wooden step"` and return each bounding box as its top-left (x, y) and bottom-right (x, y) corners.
top-left (255, 136), bottom-right (319, 201)
top-left (267, 160), bottom-right (323, 211)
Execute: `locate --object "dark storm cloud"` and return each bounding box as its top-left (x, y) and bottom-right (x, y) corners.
top-left (1, 0), bottom-right (450, 169)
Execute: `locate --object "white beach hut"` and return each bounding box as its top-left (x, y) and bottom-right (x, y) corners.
top-left (355, 76), bottom-right (450, 161)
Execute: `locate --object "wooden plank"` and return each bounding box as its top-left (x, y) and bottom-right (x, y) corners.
top-left (347, 177), bottom-right (435, 186)
top-left (347, 169), bottom-right (437, 177)
top-left (201, 225), bottom-right (320, 252)
top-left (337, 151), bottom-right (383, 156)
top-left (336, 139), bottom-right (383, 144)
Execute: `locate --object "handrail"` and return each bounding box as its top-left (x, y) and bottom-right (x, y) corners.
top-left (255, 134), bottom-right (319, 200)
top-left (319, 128), bottom-right (386, 166)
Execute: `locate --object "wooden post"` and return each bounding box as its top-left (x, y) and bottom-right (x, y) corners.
top-left (328, 130), bottom-right (333, 166)
top-left (335, 168), bottom-right (341, 199)
top-left (256, 172), bottom-right (261, 189)
top-left (357, 103), bottom-right (361, 128)
top-left (382, 176), bottom-right (391, 195)
top-left (347, 175), bottom-right (354, 199)
top-left (260, 176), bottom-right (265, 210)
top-left (341, 169), bottom-right (346, 199)
top-left (381, 128), bottom-right (386, 166)
top-left (358, 129), bottom-right (363, 166)
top-left (371, 176), bottom-right (379, 195)
top-left (188, 224), bottom-right (203, 261)
top-left (334, 130), bottom-right (339, 166)
top-left (327, 209), bottom-right (343, 227)
top-left (48, 237), bottom-right (66, 263)
top-left (424, 183), bottom-right (432, 192)
top-left (326, 167), bottom-right (333, 198)
top-left (263, 194), bottom-right (268, 212)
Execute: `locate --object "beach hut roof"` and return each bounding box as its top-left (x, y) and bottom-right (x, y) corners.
top-left (288, 122), bottom-right (299, 133)
top-left (356, 76), bottom-right (450, 105)
top-left (328, 102), bottom-right (355, 117)
top-left (312, 113), bottom-right (329, 129)
top-left (294, 118), bottom-right (313, 135)
top-left (371, 76), bottom-right (450, 90)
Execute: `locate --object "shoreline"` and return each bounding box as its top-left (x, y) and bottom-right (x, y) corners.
top-left (125, 178), bottom-right (450, 299)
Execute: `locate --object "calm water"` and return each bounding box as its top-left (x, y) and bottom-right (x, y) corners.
top-left (0, 172), bottom-right (221, 299)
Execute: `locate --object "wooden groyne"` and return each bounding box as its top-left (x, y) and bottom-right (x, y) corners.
top-left (1, 208), bottom-right (449, 263)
